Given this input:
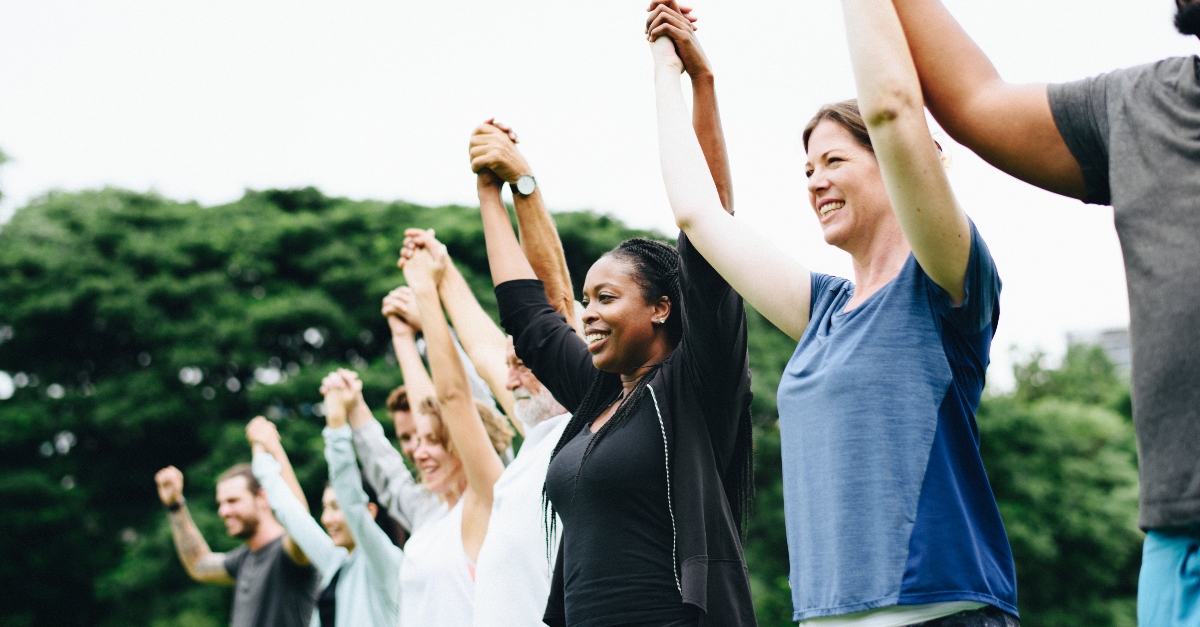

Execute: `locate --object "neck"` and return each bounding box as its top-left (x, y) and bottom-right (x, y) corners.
top-left (619, 350), bottom-right (671, 394)
top-left (246, 518), bottom-right (285, 552)
top-left (846, 219), bottom-right (910, 293)
top-left (438, 475), bottom-right (468, 509)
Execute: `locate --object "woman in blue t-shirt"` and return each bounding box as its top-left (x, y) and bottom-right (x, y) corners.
top-left (649, 0), bottom-right (1018, 625)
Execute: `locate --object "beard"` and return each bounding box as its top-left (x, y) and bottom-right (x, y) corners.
top-left (1176, 1), bottom-right (1200, 36)
top-left (229, 515), bottom-right (259, 540)
top-left (512, 386), bottom-right (564, 428)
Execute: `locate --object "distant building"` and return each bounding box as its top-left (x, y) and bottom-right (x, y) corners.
top-left (1066, 327), bottom-right (1131, 377)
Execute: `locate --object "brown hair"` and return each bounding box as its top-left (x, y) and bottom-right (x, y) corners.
top-left (417, 397), bottom-right (514, 458)
top-left (802, 99), bottom-right (873, 153)
top-left (216, 463), bottom-right (261, 494)
top-left (386, 386), bottom-right (410, 413)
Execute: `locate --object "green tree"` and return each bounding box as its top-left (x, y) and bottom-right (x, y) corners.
top-left (0, 186), bottom-right (1143, 626)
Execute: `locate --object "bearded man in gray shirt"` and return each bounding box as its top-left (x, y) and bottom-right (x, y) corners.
top-left (888, 1), bottom-right (1200, 624)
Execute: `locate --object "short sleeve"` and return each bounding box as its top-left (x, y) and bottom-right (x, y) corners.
top-left (223, 545), bottom-right (248, 579)
top-left (929, 221), bottom-right (1001, 334)
top-left (808, 272), bottom-right (852, 322)
top-left (1048, 76), bottom-right (1112, 205)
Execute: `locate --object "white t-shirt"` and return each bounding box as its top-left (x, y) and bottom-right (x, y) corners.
top-left (472, 414), bottom-right (570, 627)
top-left (400, 500), bottom-right (475, 627)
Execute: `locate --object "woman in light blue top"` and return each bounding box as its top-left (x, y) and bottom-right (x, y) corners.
top-left (247, 384), bottom-right (404, 627)
top-left (649, 0), bottom-right (1016, 624)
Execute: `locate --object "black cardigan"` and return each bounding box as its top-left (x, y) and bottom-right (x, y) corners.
top-left (496, 231), bottom-right (757, 626)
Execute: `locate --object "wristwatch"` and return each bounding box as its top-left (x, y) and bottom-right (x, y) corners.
top-left (513, 174), bottom-right (537, 196)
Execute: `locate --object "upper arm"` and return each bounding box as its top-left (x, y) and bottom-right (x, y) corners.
top-left (438, 264), bottom-right (516, 418)
top-left (679, 210), bottom-right (812, 341)
top-left (192, 553), bottom-right (234, 585)
top-left (944, 82), bottom-right (1086, 200)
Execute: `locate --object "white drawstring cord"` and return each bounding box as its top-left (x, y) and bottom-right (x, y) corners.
top-left (647, 384), bottom-right (682, 597)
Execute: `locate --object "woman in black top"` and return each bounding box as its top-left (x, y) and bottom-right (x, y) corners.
top-left (456, 7), bottom-right (755, 625)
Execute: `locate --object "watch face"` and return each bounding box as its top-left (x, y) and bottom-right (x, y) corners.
top-left (516, 175), bottom-right (536, 195)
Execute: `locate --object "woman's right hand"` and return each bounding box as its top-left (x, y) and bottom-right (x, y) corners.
top-left (382, 286), bottom-right (421, 337)
top-left (646, 1), bottom-right (704, 77)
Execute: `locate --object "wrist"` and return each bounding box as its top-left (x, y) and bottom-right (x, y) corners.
top-left (166, 497), bottom-right (186, 512)
top-left (688, 70), bottom-right (715, 86)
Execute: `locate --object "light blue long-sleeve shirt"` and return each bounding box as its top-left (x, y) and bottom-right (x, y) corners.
top-left (252, 425), bottom-right (403, 627)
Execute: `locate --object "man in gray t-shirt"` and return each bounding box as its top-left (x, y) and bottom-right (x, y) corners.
top-left (155, 462), bottom-right (317, 627)
top-left (889, 0), bottom-right (1200, 623)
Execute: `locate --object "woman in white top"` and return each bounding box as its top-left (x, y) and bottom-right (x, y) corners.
top-left (246, 410), bottom-right (403, 627)
top-left (388, 238), bottom-right (511, 627)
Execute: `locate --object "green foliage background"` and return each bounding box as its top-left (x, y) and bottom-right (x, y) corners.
top-left (0, 188), bottom-right (1141, 626)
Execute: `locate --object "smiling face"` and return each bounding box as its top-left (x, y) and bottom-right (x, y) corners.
top-left (580, 255), bottom-right (672, 375)
top-left (805, 120), bottom-right (893, 253)
top-left (411, 412), bottom-right (465, 500)
top-left (215, 477), bottom-right (262, 540)
top-left (318, 486), bottom-right (355, 550)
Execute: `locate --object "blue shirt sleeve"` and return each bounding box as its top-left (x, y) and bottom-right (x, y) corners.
top-left (926, 221), bottom-right (1001, 334)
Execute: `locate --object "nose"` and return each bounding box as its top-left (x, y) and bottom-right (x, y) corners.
top-left (506, 365), bottom-right (522, 391)
top-left (581, 301), bottom-right (599, 326)
top-left (807, 168), bottom-right (829, 197)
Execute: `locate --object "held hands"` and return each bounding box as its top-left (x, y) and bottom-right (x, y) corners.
top-left (155, 466), bottom-right (185, 507)
top-left (246, 416), bottom-right (282, 456)
top-left (469, 119), bottom-right (530, 186)
top-left (382, 286), bottom-right (422, 338)
top-left (646, 0), bottom-right (705, 77)
top-left (319, 369), bottom-right (363, 429)
top-left (398, 228), bottom-right (448, 291)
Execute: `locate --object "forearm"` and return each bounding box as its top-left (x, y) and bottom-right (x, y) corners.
top-left (413, 283), bottom-right (504, 493)
top-left (479, 184), bottom-right (537, 286)
top-left (392, 332), bottom-right (436, 409)
top-left (167, 506), bottom-right (231, 584)
top-left (654, 60), bottom-right (727, 231)
top-left (689, 73), bottom-right (733, 214)
top-left (254, 442), bottom-right (308, 514)
top-left (512, 189), bottom-right (579, 331)
top-left (437, 262), bottom-right (517, 419)
top-left (890, 0), bottom-right (1003, 138)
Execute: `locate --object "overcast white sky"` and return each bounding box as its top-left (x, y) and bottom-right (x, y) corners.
top-left (1, 0), bottom-right (1195, 388)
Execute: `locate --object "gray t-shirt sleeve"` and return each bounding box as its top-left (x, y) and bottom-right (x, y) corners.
top-left (1048, 75), bottom-right (1113, 205)
top-left (223, 544), bottom-right (248, 579)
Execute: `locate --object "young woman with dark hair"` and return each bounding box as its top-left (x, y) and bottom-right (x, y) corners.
top-left (452, 6), bottom-right (756, 625)
top-left (246, 405), bottom-right (404, 627)
top-left (650, 0), bottom-right (1017, 624)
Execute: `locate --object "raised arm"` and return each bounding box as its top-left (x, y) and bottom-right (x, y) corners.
top-left (397, 230), bottom-right (518, 425)
top-left (403, 246), bottom-right (504, 557)
top-left (154, 466), bottom-right (234, 585)
top-left (647, 1), bottom-right (733, 212)
top-left (336, 370), bottom-right (443, 533)
top-left (891, 0), bottom-right (1085, 199)
top-left (244, 418), bottom-right (311, 566)
top-left (469, 121), bottom-right (580, 334)
top-left (648, 18), bottom-right (812, 340)
top-left (478, 169), bottom-right (539, 287)
top-left (380, 290), bottom-right (436, 414)
top-left (842, 0), bottom-right (972, 300)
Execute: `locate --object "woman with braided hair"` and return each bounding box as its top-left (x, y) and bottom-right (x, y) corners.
top-left (466, 6), bottom-right (755, 626)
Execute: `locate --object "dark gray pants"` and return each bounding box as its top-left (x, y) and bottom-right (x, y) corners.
top-left (914, 606), bottom-right (1020, 627)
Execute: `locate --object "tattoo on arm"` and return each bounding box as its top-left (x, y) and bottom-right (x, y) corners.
top-left (168, 507), bottom-right (233, 585)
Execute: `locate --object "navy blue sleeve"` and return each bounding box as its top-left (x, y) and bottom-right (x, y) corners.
top-left (1049, 75), bottom-right (1112, 205)
top-left (928, 221), bottom-right (1001, 334)
top-left (496, 279), bottom-right (598, 413)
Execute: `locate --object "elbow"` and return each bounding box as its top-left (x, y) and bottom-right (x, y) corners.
top-left (860, 87), bottom-right (923, 128)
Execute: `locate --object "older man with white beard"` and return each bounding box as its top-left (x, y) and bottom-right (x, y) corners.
top-left (470, 339), bottom-right (571, 627)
